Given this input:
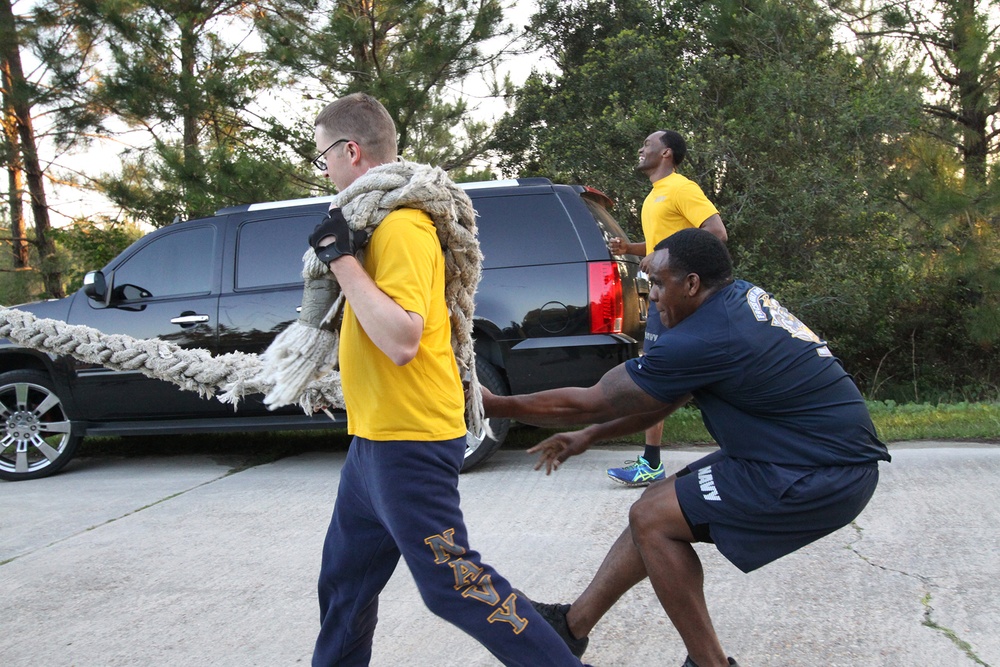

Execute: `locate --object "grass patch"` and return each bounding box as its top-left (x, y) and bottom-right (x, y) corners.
top-left (502, 401), bottom-right (1000, 450)
top-left (868, 401), bottom-right (1000, 442)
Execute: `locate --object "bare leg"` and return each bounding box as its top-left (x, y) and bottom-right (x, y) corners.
top-left (565, 525), bottom-right (648, 639)
top-left (644, 420), bottom-right (664, 449)
top-left (629, 480), bottom-right (729, 667)
top-left (565, 472), bottom-right (679, 639)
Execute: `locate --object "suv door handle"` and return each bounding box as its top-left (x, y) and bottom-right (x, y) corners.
top-left (170, 313), bottom-right (210, 325)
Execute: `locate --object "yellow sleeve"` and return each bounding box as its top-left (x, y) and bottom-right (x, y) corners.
top-left (677, 180), bottom-right (720, 227)
top-left (367, 209), bottom-right (439, 318)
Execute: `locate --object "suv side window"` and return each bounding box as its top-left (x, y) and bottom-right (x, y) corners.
top-left (236, 214), bottom-right (320, 289)
top-left (113, 225), bottom-right (216, 299)
top-left (473, 193), bottom-right (584, 268)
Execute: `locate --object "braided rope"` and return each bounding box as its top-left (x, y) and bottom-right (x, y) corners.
top-left (0, 306), bottom-right (344, 414)
top-left (0, 160), bottom-right (485, 431)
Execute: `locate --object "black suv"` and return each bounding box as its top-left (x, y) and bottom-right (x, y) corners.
top-left (0, 178), bottom-right (647, 481)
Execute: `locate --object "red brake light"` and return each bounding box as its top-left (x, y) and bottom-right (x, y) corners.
top-left (588, 261), bottom-right (624, 334)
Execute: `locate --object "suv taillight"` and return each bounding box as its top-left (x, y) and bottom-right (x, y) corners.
top-left (588, 261), bottom-right (624, 334)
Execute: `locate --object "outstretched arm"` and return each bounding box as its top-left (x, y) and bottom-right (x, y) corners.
top-left (608, 236), bottom-right (646, 257)
top-left (528, 395), bottom-right (692, 473)
top-left (482, 364), bottom-right (668, 428)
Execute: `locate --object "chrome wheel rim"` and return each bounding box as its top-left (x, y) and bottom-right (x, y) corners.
top-left (465, 422), bottom-right (488, 458)
top-left (0, 381), bottom-right (73, 476)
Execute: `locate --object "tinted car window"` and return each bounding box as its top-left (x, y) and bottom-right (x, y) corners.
top-left (236, 214), bottom-right (320, 289)
top-left (582, 198), bottom-right (631, 242)
top-left (473, 193), bottom-right (584, 268)
top-left (113, 225), bottom-right (215, 298)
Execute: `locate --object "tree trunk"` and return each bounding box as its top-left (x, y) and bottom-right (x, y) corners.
top-left (5, 164), bottom-right (30, 269)
top-left (951, 0), bottom-right (989, 185)
top-left (2, 71), bottom-right (30, 268)
top-left (0, 0), bottom-right (64, 297)
top-left (179, 19), bottom-right (200, 219)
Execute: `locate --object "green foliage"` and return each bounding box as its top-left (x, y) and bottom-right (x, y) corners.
top-left (27, 0), bottom-right (519, 229)
top-left (255, 0), bottom-right (514, 171)
top-left (49, 217), bottom-right (144, 292)
top-left (449, 164), bottom-right (498, 183)
top-left (0, 213), bottom-right (143, 304)
top-left (493, 0), bottom-right (939, 394)
top-left (100, 134), bottom-right (314, 227)
top-left (0, 268), bottom-right (43, 307)
top-left (875, 130), bottom-right (1000, 399)
top-left (0, 221), bottom-right (44, 305)
top-left (38, 0), bottom-right (315, 227)
top-left (494, 0), bottom-right (703, 235)
top-left (820, 2), bottom-right (1000, 395)
top-left (859, 0), bottom-right (1000, 183)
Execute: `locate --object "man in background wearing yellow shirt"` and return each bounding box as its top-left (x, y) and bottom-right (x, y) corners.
top-left (607, 130), bottom-right (728, 487)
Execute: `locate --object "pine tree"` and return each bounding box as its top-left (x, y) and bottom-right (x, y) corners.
top-left (43, 0), bottom-right (310, 228)
top-left (254, 0), bottom-right (515, 170)
top-left (1, 0), bottom-right (64, 297)
top-left (831, 0), bottom-right (1000, 354)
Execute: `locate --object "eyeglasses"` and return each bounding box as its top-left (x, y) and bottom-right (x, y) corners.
top-left (311, 138), bottom-right (351, 171)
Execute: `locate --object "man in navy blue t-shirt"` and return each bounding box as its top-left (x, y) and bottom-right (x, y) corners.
top-left (482, 228), bottom-right (890, 667)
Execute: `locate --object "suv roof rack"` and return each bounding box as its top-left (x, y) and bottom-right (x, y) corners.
top-left (214, 177), bottom-right (557, 216)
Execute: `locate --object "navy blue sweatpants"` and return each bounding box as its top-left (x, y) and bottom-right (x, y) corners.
top-left (313, 436), bottom-right (583, 667)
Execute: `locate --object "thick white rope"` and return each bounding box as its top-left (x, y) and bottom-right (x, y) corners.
top-left (0, 160), bottom-right (487, 433)
top-left (0, 306), bottom-right (345, 415)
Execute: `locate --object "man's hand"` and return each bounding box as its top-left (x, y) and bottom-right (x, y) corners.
top-left (608, 236), bottom-right (630, 255)
top-left (527, 429), bottom-right (593, 475)
top-left (478, 385), bottom-right (499, 414)
top-left (638, 252), bottom-right (653, 274)
top-left (309, 208), bottom-right (369, 264)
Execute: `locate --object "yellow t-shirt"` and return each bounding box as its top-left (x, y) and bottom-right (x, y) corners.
top-left (338, 208), bottom-right (467, 441)
top-left (641, 172), bottom-right (720, 255)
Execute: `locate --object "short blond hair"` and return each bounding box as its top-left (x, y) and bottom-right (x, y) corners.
top-left (315, 93), bottom-right (398, 163)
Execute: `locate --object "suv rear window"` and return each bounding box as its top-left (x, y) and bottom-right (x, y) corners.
top-left (582, 198), bottom-right (631, 244)
top-left (473, 193), bottom-right (584, 268)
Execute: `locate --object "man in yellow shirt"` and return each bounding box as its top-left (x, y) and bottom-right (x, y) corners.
top-left (607, 130), bottom-right (727, 486)
top-left (308, 93), bottom-right (587, 667)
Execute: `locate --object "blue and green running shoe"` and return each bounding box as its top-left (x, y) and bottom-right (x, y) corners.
top-left (607, 455), bottom-right (665, 487)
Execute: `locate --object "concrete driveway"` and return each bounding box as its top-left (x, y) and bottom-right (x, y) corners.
top-left (1, 442), bottom-right (997, 666)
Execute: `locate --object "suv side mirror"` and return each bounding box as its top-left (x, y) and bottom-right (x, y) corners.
top-left (83, 270), bottom-right (109, 306)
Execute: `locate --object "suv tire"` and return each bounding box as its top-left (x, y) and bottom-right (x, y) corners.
top-left (463, 358), bottom-right (510, 471)
top-left (0, 370), bottom-right (83, 481)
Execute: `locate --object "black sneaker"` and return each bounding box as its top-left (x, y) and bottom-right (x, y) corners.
top-left (513, 589), bottom-right (589, 658)
top-left (682, 658), bottom-right (741, 667)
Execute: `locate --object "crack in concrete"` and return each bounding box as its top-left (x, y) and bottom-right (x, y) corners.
top-left (846, 522), bottom-right (992, 667)
top-left (1, 449), bottom-right (297, 567)
top-left (1, 474), bottom-right (228, 566)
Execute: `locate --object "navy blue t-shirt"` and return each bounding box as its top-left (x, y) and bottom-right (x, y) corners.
top-left (626, 280), bottom-right (890, 466)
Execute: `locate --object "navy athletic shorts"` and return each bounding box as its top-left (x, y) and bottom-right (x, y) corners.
top-left (644, 300), bottom-right (666, 353)
top-left (674, 449), bottom-right (880, 573)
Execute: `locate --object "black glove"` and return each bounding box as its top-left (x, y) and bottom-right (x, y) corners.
top-left (309, 208), bottom-right (369, 264)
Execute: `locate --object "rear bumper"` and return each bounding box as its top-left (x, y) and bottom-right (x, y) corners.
top-left (503, 334), bottom-right (639, 394)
